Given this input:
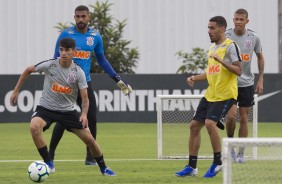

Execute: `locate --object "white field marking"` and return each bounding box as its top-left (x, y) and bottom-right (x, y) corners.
top-left (0, 159), bottom-right (162, 163)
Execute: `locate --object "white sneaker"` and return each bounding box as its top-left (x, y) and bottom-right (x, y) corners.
top-left (236, 154), bottom-right (245, 163)
top-left (231, 148), bottom-right (236, 162)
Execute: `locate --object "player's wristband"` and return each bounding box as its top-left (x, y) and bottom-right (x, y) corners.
top-left (112, 74), bottom-right (121, 83)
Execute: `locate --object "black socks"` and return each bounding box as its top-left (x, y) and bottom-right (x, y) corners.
top-left (38, 146), bottom-right (51, 163)
top-left (188, 155), bottom-right (198, 168)
top-left (94, 155), bottom-right (107, 170)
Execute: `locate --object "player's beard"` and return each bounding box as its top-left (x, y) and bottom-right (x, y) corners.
top-left (76, 22), bottom-right (87, 30)
top-left (209, 35), bottom-right (215, 43)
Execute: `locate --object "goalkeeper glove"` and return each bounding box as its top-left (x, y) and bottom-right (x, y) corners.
top-left (112, 74), bottom-right (133, 96)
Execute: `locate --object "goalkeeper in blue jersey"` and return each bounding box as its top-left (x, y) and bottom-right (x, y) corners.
top-left (49, 5), bottom-right (132, 165)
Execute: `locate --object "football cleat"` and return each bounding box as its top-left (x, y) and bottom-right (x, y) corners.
top-left (101, 167), bottom-right (116, 176)
top-left (45, 161), bottom-right (55, 174)
top-left (85, 158), bottom-right (98, 166)
top-left (216, 119), bottom-right (225, 130)
top-left (203, 163), bottom-right (222, 178)
top-left (175, 165), bottom-right (198, 177)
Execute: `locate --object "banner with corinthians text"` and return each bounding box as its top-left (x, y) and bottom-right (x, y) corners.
top-left (0, 74), bottom-right (281, 123)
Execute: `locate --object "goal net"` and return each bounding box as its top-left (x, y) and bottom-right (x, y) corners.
top-left (157, 95), bottom-right (258, 159)
top-left (222, 138), bottom-right (282, 184)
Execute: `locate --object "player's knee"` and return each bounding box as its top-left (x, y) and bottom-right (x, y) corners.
top-left (239, 113), bottom-right (248, 121)
top-left (226, 105), bottom-right (237, 122)
top-left (29, 123), bottom-right (41, 135)
top-left (205, 120), bottom-right (215, 130)
top-left (85, 137), bottom-right (95, 147)
top-left (226, 113), bottom-right (236, 124)
top-left (189, 121), bottom-right (201, 132)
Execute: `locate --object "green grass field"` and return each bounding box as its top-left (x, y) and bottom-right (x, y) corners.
top-left (0, 122), bottom-right (281, 184)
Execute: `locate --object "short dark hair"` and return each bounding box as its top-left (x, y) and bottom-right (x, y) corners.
top-left (59, 38), bottom-right (75, 49)
top-left (235, 8), bottom-right (248, 18)
top-left (209, 16), bottom-right (227, 29)
top-left (75, 5), bottom-right (89, 13)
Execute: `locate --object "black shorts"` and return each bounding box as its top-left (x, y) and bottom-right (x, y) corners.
top-left (32, 106), bottom-right (84, 132)
top-left (193, 97), bottom-right (236, 123)
top-left (237, 85), bottom-right (255, 107)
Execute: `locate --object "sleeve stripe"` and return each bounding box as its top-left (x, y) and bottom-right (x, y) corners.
top-left (233, 42), bottom-right (242, 62)
top-left (35, 58), bottom-right (56, 67)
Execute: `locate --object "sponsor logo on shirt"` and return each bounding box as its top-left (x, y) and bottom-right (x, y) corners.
top-left (74, 50), bottom-right (90, 59)
top-left (240, 53), bottom-right (250, 62)
top-left (208, 64), bottom-right (220, 75)
top-left (52, 83), bottom-right (72, 94)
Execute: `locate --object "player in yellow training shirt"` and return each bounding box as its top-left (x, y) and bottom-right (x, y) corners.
top-left (175, 16), bottom-right (242, 178)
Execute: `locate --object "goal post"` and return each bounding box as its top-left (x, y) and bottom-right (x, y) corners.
top-left (222, 138), bottom-right (282, 184)
top-left (157, 94), bottom-right (258, 160)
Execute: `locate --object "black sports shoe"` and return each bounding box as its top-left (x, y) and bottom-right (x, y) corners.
top-left (216, 119), bottom-right (225, 130)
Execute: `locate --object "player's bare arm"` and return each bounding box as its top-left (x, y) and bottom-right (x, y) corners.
top-left (210, 53), bottom-right (241, 76)
top-left (10, 65), bottom-right (36, 105)
top-left (187, 73), bottom-right (207, 87)
top-left (79, 87), bottom-right (89, 128)
top-left (256, 52), bottom-right (265, 95)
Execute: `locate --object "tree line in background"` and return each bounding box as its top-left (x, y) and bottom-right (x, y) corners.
top-left (176, 48), bottom-right (208, 74)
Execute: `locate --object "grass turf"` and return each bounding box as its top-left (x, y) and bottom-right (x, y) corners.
top-left (0, 122), bottom-right (281, 183)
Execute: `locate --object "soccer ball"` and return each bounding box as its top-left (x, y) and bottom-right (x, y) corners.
top-left (28, 161), bottom-right (50, 182)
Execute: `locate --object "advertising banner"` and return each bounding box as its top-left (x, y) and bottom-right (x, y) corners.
top-left (0, 74), bottom-right (281, 123)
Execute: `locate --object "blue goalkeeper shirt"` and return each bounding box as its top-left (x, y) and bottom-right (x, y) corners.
top-left (54, 26), bottom-right (116, 82)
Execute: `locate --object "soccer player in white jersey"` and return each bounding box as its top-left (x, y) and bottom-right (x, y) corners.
top-left (224, 9), bottom-right (265, 163)
top-left (10, 38), bottom-right (116, 176)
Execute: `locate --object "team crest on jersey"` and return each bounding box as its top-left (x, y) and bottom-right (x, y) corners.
top-left (67, 72), bottom-right (76, 85)
top-left (244, 40), bottom-right (252, 50)
top-left (86, 37), bottom-right (94, 46)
